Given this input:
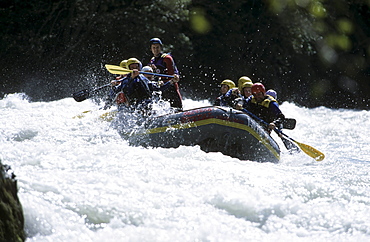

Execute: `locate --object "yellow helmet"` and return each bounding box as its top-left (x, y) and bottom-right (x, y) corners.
top-left (238, 76), bottom-right (252, 87)
top-left (120, 59), bottom-right (127, 69)
top-left (220, 79), bottom-right (236, 89)
top-left (241, 82), bottom-right (253, 90)
top-left (238, 76), bottom-right (253, 91)
top-left (126, 57), bottom-right (142, 70)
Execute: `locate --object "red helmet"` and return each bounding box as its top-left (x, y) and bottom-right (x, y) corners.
top-left (251, 83), bottom-right (266, 95)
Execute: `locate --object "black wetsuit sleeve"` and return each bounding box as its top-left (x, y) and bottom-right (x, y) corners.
top-left (270, 102), bottom-right (285, 127)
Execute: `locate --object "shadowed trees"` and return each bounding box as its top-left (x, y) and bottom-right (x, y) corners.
top-left (1, 0), bottom-right (369, 109)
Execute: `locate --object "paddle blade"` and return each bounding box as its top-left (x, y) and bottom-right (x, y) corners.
top-left (105, 64), bottom-right (132, 75)
top-left (99, 111), bottom-right (118, 122)
top-left (72, 89), bottom-right (90, 102)
top-left (282, 118), bottom-right (296, 130)
top-left (295, 141), bottom-right (325, 161)
top-left (72, 110), bottom-right (92, 119)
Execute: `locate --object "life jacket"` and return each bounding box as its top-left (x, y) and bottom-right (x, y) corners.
top-left (248, 95), bottom-right (279, 124)
top-left (250, 95), bottom-right (277, 108)
top-left (116, 92), bottom-right (127, 105)
top-left (150, 53), bottom-right (179, 75)
top-left (111, 79), bottom-right (128, 105)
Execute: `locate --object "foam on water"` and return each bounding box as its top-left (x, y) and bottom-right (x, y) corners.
top-left (1, 93), bottom-right (370, 241)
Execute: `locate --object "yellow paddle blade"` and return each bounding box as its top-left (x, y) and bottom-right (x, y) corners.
top-left (105, 64), bottom-right (132, 75)
top-left (99, 111), bottom-right (117, 122)
top-left (295, 141), bottom-right (325, 161)
top-left (72, 110), bottom-right (92, 119)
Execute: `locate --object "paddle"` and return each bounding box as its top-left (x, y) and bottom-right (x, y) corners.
top-left (72, 83), bottom-right (111, 102)
top-left (239, 108), bottom-right (299, 152)
top-left (282, 118), bottom-right (296, 130)
top-left (72, 110), bottom-right (117, 121)
top-left (105, 64), bottom-right (175, 78)
top-left (72, 110), bottom-right (92, 119)
top-left (277, 132), bottom-right (300, 153)
top-left (241, 108), bottom-right (325, 161)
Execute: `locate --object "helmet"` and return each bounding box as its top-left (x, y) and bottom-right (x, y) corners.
top-left (266, 89), bottom-right (277, 99)
top-left (240, 81), bottom-right (253, 90)
top-left (150, 38), bottom-right (163, 46)
top-left (238, 76), bottom-right (252, 88)
top-left (120, 59), bottom-right (127, 69)
top-left (142, 66), bottom-right (153, 73)
top-left (220, 79), bottom-right (236, 89)
top-left (126, 57), bottom-right (142, 70)
top-left (238, 77), bottom-right (253, 92)
top-left (251, 83), bottom-right (266, 95)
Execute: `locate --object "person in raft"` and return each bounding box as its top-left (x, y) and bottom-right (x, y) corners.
top-left (241, 83), bottom-right (285, 133)
top-left (214, 79), bottom-right (236, 106)
top-left (105, 59), bottom-right (130, 107)
top-left (141, 65), bottom-right (155, 81)
top-left (234, 76), bottom-right (254, 109)
top-left (266, 89), bottom-right (277, 100)
top-left (238, 76), bottom-right (253, 98)
top-left (148, 37), bottom-right (183, 111)
top-left (237, 76), bottom-right (278, 100)
top-left (106, 57), bottom-right (179, 111)
top-left (218, 76), bottom-right (256, 108)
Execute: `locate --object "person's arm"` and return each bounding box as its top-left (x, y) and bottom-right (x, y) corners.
top-left (161, 55), bottom-right (179, 84)
top-left (268, 102), bottom-right (285, 130)
top-left (151, 74), bottom-right (179, 91)
top-left (112, 77), bottom-right (128, 93)
top-left (234, 97), bottom-right (244, 110)
top-left (163, 55), bottom-right (176, 75)
top-left (242, 96), bottom-right (252, 110)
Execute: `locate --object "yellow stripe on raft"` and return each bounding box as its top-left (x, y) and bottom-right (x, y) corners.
top-left (143, 118), bottom-right (280, 160)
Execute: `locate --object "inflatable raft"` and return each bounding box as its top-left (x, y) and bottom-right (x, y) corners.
top-left (117, 106), bottom-right (280, 163)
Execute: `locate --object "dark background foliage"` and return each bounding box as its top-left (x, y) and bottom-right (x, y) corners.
top-left (1, 0), bottom-right (369, 109)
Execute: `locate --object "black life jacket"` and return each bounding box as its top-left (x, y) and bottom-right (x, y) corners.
top-left (150, 53), bottom-right (179, 75)
top-left (248, 95), bottom-right (279, 124)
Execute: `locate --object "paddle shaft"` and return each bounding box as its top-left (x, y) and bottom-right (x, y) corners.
top-left (139, 70), bottom-right (174, 78)
top-left (90, 83), bottom-right (111, 92)
top-left (241, 108), bottom-right (282, 132)
top-left (274, 129), bottom-right (300, 153)
top-left (241, 108), bottom-right (299, 151)
top-left (72, 83), bottom-right (111, 102)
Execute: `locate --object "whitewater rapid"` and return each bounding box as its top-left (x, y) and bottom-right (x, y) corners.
top-left (1, 93), bottom-right (369, 241)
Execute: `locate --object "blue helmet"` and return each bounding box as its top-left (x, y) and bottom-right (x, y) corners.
top-left (266, 89), bottom-right (277, 99)
top-left (150, 38), bottom-right (163, 46)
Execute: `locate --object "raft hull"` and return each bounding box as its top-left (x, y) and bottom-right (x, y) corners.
top-left (119, 106), bottom-right (280, 163)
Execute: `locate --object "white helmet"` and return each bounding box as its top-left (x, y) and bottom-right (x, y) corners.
top-left (142, 66), bottom-right (153, 73)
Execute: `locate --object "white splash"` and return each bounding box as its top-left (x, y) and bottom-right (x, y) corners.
top-left (1, 93), bottom-right (370, 241)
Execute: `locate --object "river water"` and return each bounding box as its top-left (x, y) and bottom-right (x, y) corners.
top-left (1, 93), bottom-right (369, 241)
